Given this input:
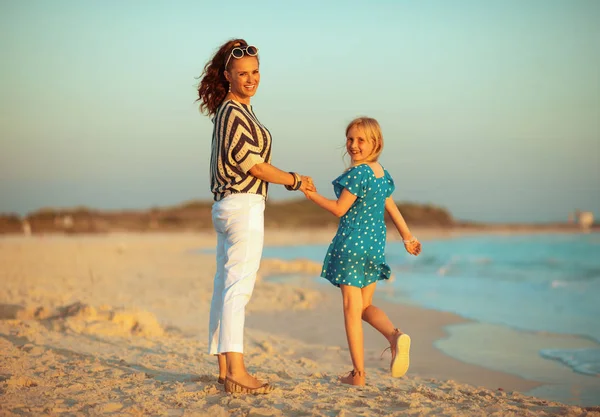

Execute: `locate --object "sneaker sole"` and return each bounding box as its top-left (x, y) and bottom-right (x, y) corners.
top-left (391, 334), bottom-right (411, 378)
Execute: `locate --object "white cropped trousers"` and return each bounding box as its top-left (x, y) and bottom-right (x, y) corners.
top-left (208, 193), bottom-right (265, 354)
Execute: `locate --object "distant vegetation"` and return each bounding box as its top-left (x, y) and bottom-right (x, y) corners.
top-left (0, 199), bottom-right (455, 235)
top-left (264, 200), bottom-right (454, 228)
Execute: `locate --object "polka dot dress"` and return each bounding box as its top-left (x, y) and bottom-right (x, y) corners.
top-left (321, 164), bottom-right (395, 288)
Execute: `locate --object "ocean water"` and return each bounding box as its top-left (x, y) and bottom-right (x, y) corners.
top-left (261, 233), bottom-right (600, 379)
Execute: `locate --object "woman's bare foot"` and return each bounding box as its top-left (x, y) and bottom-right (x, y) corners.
top-left (339, 369), bottom-right (366, 386)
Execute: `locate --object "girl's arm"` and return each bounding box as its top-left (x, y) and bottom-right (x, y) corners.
top-left (305, 189), bottom-right (357, 218)
top-left (384, 197), bottom-right (413, 240)
top-left (385, 197), bottom-right (422, 256)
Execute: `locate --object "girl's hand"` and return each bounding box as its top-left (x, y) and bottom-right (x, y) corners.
top-left (299, 181), bottom-right (316, 200)
top-left (302, 188), bottom-right (315, 200)
top-left (403, 238), bottom-right (421, 256)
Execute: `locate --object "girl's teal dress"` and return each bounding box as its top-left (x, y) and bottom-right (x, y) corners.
top-left (320, 164), bottom-right (395, 288)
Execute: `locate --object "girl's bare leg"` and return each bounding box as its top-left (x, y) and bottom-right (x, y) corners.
top-left (360, 281), bottom-right (411, 377)
top-left (360, 282), bottom-right (401, 344)
top-left (340, 285), bottom-right (366, 385)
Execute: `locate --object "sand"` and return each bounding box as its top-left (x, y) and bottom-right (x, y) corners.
top-left (1, 230), bottom-right (599, 416)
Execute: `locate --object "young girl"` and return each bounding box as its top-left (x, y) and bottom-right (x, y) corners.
top-left (303, 117), bottom-right (422, 386)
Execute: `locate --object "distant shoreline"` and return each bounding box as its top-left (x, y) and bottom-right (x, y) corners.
top-left (1, 198), bottom-right (596, 236)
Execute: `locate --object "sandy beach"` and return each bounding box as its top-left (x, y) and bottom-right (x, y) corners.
top-left (1, 230), bottom-right (599, 416)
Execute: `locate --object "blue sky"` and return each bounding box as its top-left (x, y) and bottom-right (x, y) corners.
top-left (1, 0), bottom-right (598, 223)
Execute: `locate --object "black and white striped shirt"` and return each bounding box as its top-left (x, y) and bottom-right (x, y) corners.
top-left (210, 99), bottom-right (272, 201)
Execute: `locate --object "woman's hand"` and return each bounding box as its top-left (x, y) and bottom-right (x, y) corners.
top-left (403, 238), bottom-right (422, 256)
top-left (300, 175), bottom-right (316, 192)
top-left (300, 181), bottom-right (316, 200)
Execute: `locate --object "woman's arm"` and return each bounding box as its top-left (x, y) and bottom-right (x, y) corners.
top-left (305, 189), bottom-right (357, 218)
top-left (249, 163), bottom-right (296, 186)
top-left (249, 163), bottom-right (314, 190)
top-left (225, 107), bottom-right (313, 190)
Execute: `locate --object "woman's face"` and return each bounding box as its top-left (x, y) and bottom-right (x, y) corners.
top-left (346, 125), bottom-right (374, 164)
top-left (225, 56), bottom-right (260, 103)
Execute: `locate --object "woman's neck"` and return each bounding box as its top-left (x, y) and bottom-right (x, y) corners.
top-left (225, 92), bottom-right (251, 105)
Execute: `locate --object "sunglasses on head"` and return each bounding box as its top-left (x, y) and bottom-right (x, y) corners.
top-left (225, 45), bottom-right (259, 69)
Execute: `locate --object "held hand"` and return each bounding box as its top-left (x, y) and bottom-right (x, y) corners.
top-left (403, 238), bottom-right (422, 256)
top-left (299, 181), bottom-right (316, 198)
top-left (300, 175), bottom-right (316, 192)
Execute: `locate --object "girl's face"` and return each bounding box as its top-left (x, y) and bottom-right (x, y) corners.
top-left (346, 125), bottom-right (375, 164)
top-left (225, 56), bottom-right (260, 103)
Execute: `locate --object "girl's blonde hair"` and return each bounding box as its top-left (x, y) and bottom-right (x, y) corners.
top-left (345, 117), bottom-right (384, 164)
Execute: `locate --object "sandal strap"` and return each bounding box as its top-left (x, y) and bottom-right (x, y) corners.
top-left (225, 377), bottom-right (270, 391)
top-left (347, 369), bottom-right (366, 377)
top-left (380, 346), bottom-right (391, 359)
top-left (381, 329), bottom-right (403, 359)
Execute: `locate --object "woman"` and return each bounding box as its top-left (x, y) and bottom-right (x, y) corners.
top-left (196, 38), bottom-right (314, 394)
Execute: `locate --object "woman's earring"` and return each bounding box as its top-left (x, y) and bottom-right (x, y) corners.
top-left (228, 83), bottom-right (231, 92)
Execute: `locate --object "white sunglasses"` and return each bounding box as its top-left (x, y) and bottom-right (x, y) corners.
top-left (225, 45), bottom-right (259, 69)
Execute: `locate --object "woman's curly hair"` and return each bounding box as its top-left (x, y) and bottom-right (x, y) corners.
top-left (196, 38), bottom-right (250, 117)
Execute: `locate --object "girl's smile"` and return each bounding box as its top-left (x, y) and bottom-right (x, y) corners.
top-left (346, 125), bottom-right (374, 164)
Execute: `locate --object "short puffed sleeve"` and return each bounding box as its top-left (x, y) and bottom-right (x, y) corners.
top-left (332, 165), bottom-right (370, 199)
top-left (385, 170), bottom-right (395, 198)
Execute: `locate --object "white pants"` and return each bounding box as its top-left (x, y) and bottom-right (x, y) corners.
top-left (208, 193), bottom-right (265, 354)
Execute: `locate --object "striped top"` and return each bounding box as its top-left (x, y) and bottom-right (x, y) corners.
top-left (210, 99), bottom-right (272, 201)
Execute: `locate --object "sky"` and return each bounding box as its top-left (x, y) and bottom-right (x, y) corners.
top-left (1, 0), bottom-right (599, 223)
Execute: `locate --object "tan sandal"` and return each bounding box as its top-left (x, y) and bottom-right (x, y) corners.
top-left (339, 369), bottom-right (366, 386)
top-left (224, 377), bottom-right (274, 394)
top-left (390, 331), bottom-right (411, 378)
